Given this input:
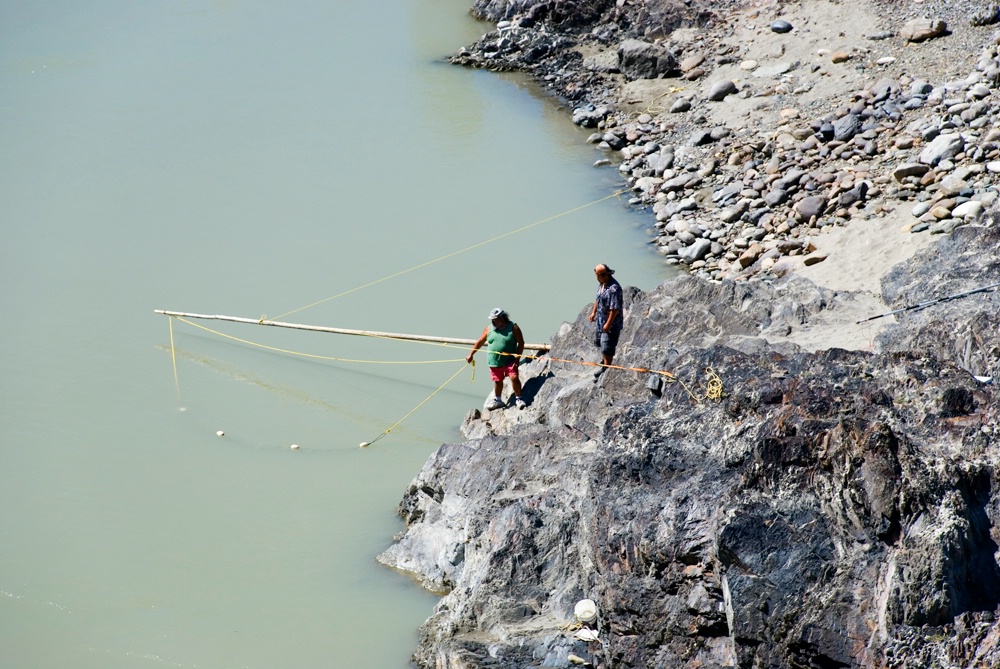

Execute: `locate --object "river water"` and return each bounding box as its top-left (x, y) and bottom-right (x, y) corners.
top-left (0, 2), bottom-right (671, 667)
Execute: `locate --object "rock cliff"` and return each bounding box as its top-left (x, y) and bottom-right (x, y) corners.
top-left (378, 1), bottom-right (1000, 667)
top-left (379, 214), bottom-right (999, 668)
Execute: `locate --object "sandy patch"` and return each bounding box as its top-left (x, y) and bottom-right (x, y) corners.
top-left (770, 206), bottom-right (938, 351)
top-left (795, 207), bottom-right (936, 294)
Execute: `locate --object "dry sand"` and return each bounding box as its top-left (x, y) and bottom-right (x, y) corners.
top-left (772, 206), bottom-right (938, 351)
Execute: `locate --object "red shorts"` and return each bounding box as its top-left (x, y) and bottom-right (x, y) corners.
top-left (489, 361), bottom-right (519, 382)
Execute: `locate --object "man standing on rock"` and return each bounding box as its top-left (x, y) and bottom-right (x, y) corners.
top-left (590, 263), bottom-right (623, 372)
top-left (466, 308), bottom-right (527, 410)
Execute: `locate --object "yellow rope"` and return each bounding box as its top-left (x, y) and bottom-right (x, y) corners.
top-left (360, 362), bottom-right (471, 448)
top-left (643, 86), bottom-right (685, 114)
top-left (271, 191), bottom-right (626, 321)
top-left (486, 350), bottom-right (724, 404)
top-left (169, 316), bottom-right (179, 393)
top-left (703, 368), bottom-right (724, 401)
top-left (174, 317), bottom-right (464, 365)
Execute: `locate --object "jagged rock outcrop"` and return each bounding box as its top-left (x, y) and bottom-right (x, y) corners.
top-left (379, 216), bottom-right (1000, 668)
top-left (877, 218), bottom-right (1000, 383)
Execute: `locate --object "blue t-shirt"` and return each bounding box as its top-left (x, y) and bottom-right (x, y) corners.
top-left (595, 279), bottom-right (624, 332)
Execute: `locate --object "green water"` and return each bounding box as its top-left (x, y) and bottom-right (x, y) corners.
top-left (0, 1), bottom-right (671, 666)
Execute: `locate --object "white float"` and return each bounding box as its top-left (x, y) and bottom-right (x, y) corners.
top-left (574, 598), bottom-right (598, 623)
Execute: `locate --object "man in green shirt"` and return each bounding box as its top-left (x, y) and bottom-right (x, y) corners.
top-left (466, 308), bottom-right (527, 410)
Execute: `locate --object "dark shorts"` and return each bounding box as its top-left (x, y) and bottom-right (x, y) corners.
top-left (595, 328), bottom-right (620, 356)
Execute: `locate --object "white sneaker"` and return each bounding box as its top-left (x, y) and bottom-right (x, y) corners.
top-left (515, 398), bottom-right (527, 410)
top-left (484, 396), bottom-right (505, 410)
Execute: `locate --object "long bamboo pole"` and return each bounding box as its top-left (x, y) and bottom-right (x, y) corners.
top-left (154, 310), bottom-right (552, 351)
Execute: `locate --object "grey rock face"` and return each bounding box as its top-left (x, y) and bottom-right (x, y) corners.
top-left (428, 1), bottom-right (1000, 664)
top-left (381, 219), bottom-right (1000, 668)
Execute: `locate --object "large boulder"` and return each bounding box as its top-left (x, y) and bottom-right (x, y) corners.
top-left (617, 39), bottom-right (679, 80)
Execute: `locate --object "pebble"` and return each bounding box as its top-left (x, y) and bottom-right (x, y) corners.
top-left (708, 80), bottom-right (738, 101)
top-left (900, 18), bottom-right (947, 43)
top-left (754, 61), bottom-right (793, 78)
top-left (952, 201), bottom-right (984, 218)
top-left (794, 196), bottom-right (827, 221)
top-left (680, 54), bottom-right (705, 72)
top-left (770, 20), bottom-right (793, 34)
top-left (919, 134), bottom-right (964, 165)
top-left (670, 97), bottom-right (692, 113)
top-left (833, 114), bottom-right (861, 141)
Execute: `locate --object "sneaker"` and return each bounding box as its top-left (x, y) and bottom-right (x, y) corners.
top-left (515, 397), bottom-right (527, 410)
top-left (484, 396), bottom-right (505, 411)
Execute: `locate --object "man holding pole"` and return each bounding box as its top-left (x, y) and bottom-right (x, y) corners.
top-left (589, 263), bottom-right (623, 373)
top-left (466, 308), bottom-right (527, 410)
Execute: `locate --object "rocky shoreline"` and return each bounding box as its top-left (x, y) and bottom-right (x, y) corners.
top-left (378, 2), bottom-right (1000, 668)
top-left (453, 0), bottom-right (1000, 282)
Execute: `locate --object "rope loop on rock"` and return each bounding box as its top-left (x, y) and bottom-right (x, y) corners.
top-left (703, 367), bottom-right (724, 401)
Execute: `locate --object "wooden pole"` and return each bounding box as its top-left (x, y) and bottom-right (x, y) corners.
top-left (154, 310), bottom-right (552, 352)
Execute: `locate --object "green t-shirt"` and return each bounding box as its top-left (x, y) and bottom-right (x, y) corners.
top-left (487, 322), bottom-right (517, 367)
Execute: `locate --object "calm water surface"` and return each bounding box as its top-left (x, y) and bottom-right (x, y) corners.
top-left (0, 2), bottom-right (671, 667)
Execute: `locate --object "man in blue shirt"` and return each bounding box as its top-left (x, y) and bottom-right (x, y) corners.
top-left (589, 264), bottom-right (623, 371)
